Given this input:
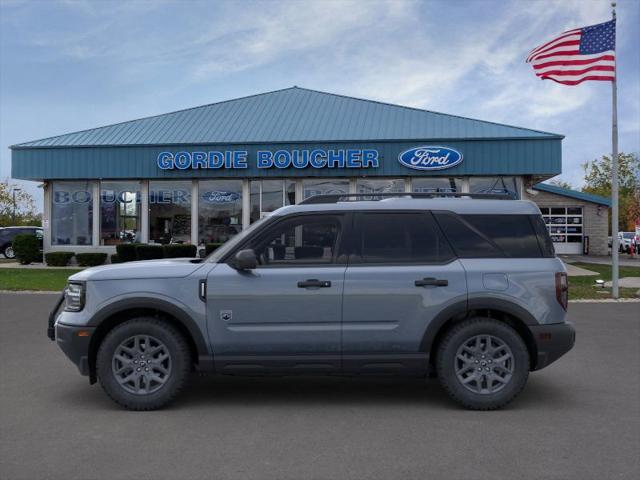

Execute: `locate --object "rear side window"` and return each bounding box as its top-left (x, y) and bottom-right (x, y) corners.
top-left (435, 213), bottom-right (545, 258)
top-left (353, 212), bottom-right (454, 264)
top-left (530, 215), bottom-right (555, 257)
top-left (462, 215), bottom-right (543, 258)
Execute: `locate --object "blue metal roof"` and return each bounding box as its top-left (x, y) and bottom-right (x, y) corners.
top-left (12, 87), bottom-right (562, 148)
top-left (533, 183), bottom-right (611, 206)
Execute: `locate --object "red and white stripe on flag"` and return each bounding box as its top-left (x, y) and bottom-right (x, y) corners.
top-left (526, 20), bottom-right (616, 85)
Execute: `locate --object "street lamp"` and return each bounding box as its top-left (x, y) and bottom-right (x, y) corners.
top-left (12, 187), bottom-right (22, 224)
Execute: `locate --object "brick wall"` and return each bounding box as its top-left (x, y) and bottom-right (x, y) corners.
top-left (522, 189), bottom-right (609, 256)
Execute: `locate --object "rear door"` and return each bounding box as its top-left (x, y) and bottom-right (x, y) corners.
top-left (341, 211), bottom-right (467, 373)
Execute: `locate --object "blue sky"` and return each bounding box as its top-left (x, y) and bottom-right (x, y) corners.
top-left (1, 0), bottom-right (638, 210)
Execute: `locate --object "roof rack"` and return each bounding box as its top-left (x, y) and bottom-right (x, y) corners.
top-left (299, 192), bottom-right (514, 205)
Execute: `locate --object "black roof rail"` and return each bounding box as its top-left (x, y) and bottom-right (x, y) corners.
top-left (299, 192), bottom-right (514, 205)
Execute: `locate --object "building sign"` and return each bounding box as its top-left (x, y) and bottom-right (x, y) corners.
top-left (200, 191), bottom-right (240, 203)
top-left (156, 149), bottom-right (380, 170)
top-left (398, 146), bottom-right (463, 171)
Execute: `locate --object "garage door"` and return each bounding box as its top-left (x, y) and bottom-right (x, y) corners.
top-left (540, 207), bottom-right (583, 254)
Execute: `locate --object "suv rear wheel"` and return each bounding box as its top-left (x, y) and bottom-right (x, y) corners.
top-left (96, 318), bottom-right (191, 410)
top-left (436, 318), bottom-right (529, 410)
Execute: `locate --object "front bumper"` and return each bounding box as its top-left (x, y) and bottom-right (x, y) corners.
top-left (55, 322), bottom-right (95, 376)
top-left (530, 321), bottom-right (576, 370)
top-left (48, 292), bottom-right (94, 376)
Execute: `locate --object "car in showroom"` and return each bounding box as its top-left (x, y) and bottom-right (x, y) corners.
top-left (48, 193), bottom-right (575, 411)
top-left (0, 226), bottom-right (43, 259)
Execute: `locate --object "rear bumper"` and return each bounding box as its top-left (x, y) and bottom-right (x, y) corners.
top-left (530, 321), bottom-right (576, 371)
top-left (55, 322), bottom-right (95, 376)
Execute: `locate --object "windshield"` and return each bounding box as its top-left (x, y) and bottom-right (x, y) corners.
top-left (206, 216), bottom-right (271, 263)
top-left (622, 232), bottom-right (635, 239)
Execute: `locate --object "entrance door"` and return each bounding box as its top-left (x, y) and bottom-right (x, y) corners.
top-left (206, 213), bottom-right (347, 373)
top-left (341, 212), bottom-right (467, 373)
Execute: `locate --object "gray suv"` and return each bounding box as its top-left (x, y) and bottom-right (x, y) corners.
top-left (49, 194), bottom-right (575, 411)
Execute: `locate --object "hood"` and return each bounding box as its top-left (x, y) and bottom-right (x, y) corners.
top-left (69, 258), bottom-right (206, 282)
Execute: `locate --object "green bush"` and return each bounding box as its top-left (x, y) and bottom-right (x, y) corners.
top-left (75, 253), bottom-right (108, 267)
top-left (45, 252), bottom-right (75, 267)
top-left (205, 243), bottom-right (224, 256)
top-left (110, 254), bottom-right (121, 264)
top-left (135, 245), bottom-right (164, 261)
top-left (115, 243), bottom-right (139, 262)
top-left (162, 244), bottom-right (197, 258)
top-left (12, 234), bottom-right (41, 265)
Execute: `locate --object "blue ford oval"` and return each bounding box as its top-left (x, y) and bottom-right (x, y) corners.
top-left (398, 146), bottom-right (463, 171)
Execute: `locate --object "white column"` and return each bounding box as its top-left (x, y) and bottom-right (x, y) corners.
top-left (349, 178), bottom-right (357, 194)
top-left (92, 181), bottom-right (100, 246)
top-left (191, 180), bottom-right (199, 245)
top-left (295, 179), bottom-right (303, 204)
top-left (43, 182), bottom-right (52, 251)
top-left (140, 180), bottom-right (149, 243)
top-left (242, 179), bottom-right (251, 229)
top-left (461, 177), bottom-right (470, 194)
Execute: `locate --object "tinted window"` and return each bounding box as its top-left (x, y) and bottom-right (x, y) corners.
top-left (247, 215), bottom-right (342, 266)
top-left (354, 213), bottom-right (454, 264)
top-left (530, 215), bottom-right (555, 257)
top-left (462, 215), bottom-right (543, 257)
top-left (434, 213), bottom-right (503, 258)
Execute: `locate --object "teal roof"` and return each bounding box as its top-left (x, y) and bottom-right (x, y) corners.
top-left (12, 87), bottom-right (562, 148)
top-left (533, 183), bottom-right (611, 206)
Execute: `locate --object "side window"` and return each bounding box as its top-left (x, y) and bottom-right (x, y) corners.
top-left (462, 215), bottom-right (543, 258)
top-left (433, 212), bottom-right (503, 258)
top-left (530, 215), bottom-right (555, 257)
top-left (354, 212), bottom-right (454, 264)
top-left (247, 215), bottom-right (343, 266)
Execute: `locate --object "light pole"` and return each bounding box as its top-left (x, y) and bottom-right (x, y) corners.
top-left (12, 187), bottom-right (22, 224)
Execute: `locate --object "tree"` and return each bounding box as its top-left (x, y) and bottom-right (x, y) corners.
top-left (547, 177), bottom-right (573, 190)
top-left (0, 180), bottom-right (41, 227)
top-left (582, 153), bottom-right (640, 231)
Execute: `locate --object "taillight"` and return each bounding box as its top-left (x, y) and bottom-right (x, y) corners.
top-left (555, 272), bottom-right (568, 311)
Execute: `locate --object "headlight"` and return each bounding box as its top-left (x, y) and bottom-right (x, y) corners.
top-left (64, 282), bottom-right (85, 312)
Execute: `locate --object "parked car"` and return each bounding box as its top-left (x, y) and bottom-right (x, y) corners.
top-left (48, 193), bottom-right (574, 411)
top-left (619, 232), bottom-right (636, 253)
top-left (0, 226), bottom-right (43, 259)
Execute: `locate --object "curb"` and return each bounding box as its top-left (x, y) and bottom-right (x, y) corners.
top-left (569, 298), bottom-right (640, 303)
top-left (0, 290), bottom-right (61, 295)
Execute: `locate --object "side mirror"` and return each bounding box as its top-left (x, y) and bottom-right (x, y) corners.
top-left (233, 249), bottom-right (258, 270)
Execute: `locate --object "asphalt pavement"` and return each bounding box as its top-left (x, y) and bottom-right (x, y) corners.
top-left (0, 294), bottom-right (638, 480)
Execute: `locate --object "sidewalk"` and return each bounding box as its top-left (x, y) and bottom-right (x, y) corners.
top-left (560, 254), bottom-right (640, 267)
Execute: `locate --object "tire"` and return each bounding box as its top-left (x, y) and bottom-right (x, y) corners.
top-left (96, 317), bottom-right (191, 410)
top-left (436, 318), bottom-right (529, 410)
top-left (3, 245), bottom-right (15, 259)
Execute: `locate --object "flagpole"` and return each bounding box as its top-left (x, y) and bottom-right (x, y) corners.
top-left (611, 1), bottom-right (619, 298)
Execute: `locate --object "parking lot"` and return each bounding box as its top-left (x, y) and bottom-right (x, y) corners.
top-left (1, 294), bottom-right (638, 480)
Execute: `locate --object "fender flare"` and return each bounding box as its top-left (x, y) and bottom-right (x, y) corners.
top-left (420, 297), bottom-right (538, 354)
top-left (89, 296), bottom-right (209, 357)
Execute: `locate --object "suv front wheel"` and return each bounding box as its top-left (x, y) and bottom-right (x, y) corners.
top-left (436, 318), bottom-right (529, 410)
top-left (96, 318), bottom-right (191, 410)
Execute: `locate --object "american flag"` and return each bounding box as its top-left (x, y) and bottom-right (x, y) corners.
top-left (526, 19), bottom-right (616, 85)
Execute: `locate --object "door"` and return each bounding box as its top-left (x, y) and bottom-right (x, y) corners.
top-left (341, 212), bottom-right (467, 373)
top-left (207, 213), bottom-right (347, 373)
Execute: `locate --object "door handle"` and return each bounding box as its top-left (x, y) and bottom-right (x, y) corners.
top-left (415, 278), bottom-right (448, 287)
top-left (297, 279), bottom-right (331, 288)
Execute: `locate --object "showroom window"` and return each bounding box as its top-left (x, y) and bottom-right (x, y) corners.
top-left (199, 180), bottom-right (243, 245)
top-left (51, 181), bottom-right (93, 246)
top-left (412, 177), bottom-right (462, 193)
top-left (100, 181), bottom-right (141, 245)
top-left (250, 180), bottom-right (295, 223)
top-left (469, 177), bottom-right (519, 198)
top-left (356, 178), bottom-right (405, 197)
top-left (302, 179), bottom-right (350, 200)
top-left (149, 181), bottom-right (192, 244)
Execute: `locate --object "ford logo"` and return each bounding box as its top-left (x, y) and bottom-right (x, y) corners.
top-left (398, 146), bottom-right (463, 171)
top-left (200, 191), bottom-right (240, 203)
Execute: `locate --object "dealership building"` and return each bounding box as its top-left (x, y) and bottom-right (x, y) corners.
top-left (10, 87), bottom-right (611, 257)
